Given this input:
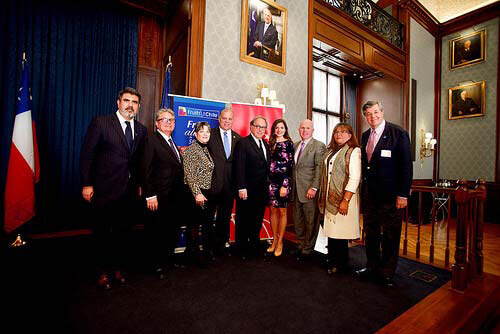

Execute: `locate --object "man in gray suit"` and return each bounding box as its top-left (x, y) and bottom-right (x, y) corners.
top-left (292, 119), bottom-right (326, 260)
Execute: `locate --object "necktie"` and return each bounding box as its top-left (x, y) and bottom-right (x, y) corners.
top-left (366, 130), bottom-right (377, 163)
top-left (168, 138), bottom-right (181, 162)
top-left (125, 121), bottom-right (133, 149)
top-left (223, 131), bottom-right (230, 159)
top-left (296, 141), bottom-right (305, 162)
top-left (259, 139), bottom-right (266, 160)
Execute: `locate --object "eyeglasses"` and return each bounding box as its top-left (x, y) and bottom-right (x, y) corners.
top-left (252, 124), bottom-right (267, 130)
top-left (334, 130), bottom-right (350, 135)
top-left (157, 118), bottom-right (175, 124)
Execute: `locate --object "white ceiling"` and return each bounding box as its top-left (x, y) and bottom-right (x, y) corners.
top-left (372, 0), bottom-right (498, 23)
top-left (417, 0), bottom-right (499, 23)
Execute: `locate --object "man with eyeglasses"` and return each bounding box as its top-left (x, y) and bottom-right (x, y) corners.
top-left (233, 116), bottom-right (271, 258)
top-left (80, 87), bottom-right (147, 290)
top-left (141, 108), bottom-right (190, 279)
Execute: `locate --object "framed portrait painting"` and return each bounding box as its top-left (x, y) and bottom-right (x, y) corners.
top-left (448, 81), bottom-right (485, 120)
top-left (450, 30), bottom-right (486, 70)
top-left (240, 0), bottom-right (287, 74)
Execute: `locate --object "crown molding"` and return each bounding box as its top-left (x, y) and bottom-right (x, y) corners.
top-left (399, 0), bottom-right (439, 36)
top-left (439, 2), bottom-right (500, 36)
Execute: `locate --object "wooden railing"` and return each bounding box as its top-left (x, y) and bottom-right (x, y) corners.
top-left (402, 179), bottom-right (486, 292)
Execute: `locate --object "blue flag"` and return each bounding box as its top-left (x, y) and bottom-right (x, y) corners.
top-left (160, 63), bottom-right (172, 109)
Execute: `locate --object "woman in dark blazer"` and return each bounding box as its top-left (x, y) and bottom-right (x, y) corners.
top-left (183, 122), bottom-right (216, 262)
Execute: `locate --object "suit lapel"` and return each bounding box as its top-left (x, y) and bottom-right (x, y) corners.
top-left (157, 131), bottom-right (181, 166)
top-left (370, 126), bottom-right (390, 164)
top-left (111, 114), bottom-right (130, 153)
top-left (250, 136), bottom-right (266, 161)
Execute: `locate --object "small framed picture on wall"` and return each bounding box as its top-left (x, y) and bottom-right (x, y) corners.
top-left (240, 0), bottom-right (287, 74)
top-left (450, 30), bottom-right (486, 70)
top-left (448, 81), bottom-right (485, 120)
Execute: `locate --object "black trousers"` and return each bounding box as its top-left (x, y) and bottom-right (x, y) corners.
top-left (363, 200), bottom-right (403, 278)
top-left (145, 187), bottom-right (191, 270)
top-left (190, 190), bottom-right (216, 256)
top-left (91, 187), bottom-right (140, 274)
top-left (327, 238), bottom-right (349, 270)
top-left (206, 186), bottom-right (234, 249)
top-left (235, 195), bottom-right (267, 255)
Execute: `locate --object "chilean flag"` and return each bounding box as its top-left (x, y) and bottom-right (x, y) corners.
top-left (4, 59), bottom-right (40, 234)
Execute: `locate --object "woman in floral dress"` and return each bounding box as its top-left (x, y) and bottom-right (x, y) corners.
top-left (267, 119), bottom-right (294, 256)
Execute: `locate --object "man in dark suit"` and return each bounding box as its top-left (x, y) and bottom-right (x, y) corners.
top-left (207, 108), bottom-right (241, 254)
top-left (141, 108), bottom-right (190, 279)
top-left (233, 116), bottom-right (271, 258)
top-left (253, 7), bottom-right (278, 61)
top-left (356, 101), bottom-right (412, 287)
top-left (80, 87), bottom-right (147, 289)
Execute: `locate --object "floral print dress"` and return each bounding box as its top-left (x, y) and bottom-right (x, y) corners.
top-left (269, 140), bottom-right (295, 208)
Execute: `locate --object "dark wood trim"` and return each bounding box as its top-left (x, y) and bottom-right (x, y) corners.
top-left (401, 6), bottom-right (411, 130)
top-left (439, 2), bottom-right (500, 36)
top-left (313, 0), bottom-right (406, 59)
top-left (399, 0), bottom-right (439, 37)
top-left (497, 22), bottom-right (500, 183)
top-left (307, 0), bottom-right (314, 120)
top-left (412, 179), bottom-right (433, 186)
top-left (119, 0), bottom-right (166, 17)
top-left (187, 0), bottom-right (205, 97)
top-left (434, 36), bottom-right (441, 182)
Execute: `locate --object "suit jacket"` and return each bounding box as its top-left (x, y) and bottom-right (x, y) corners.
top-left (253, 22), bottom-right (278, 59)
top-left (80, 113), bottom-right (146, 208)
top-left (293, 139), bottom-right (326, 203)
top-left (141, 131), bottom-right (185, 203)
top-left (361, 121), bottom-right (412, 206)
top-left (233, 135), bottom-right (271, 199)
top-left (207, 128), bottom-right (241, 194)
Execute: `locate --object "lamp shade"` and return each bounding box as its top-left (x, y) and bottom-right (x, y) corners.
top-left (269, 90), bottom-right (277, 100)
top-left (261, 87), bottom-right (269, 98)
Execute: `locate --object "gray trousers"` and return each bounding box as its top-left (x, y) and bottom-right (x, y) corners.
top-left (293, 199), bottom-right (319, 254)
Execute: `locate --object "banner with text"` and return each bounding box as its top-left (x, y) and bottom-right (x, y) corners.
top-left (171, 95), bottom-right (227, 147)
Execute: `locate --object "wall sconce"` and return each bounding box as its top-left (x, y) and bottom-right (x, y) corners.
top-left (420, 129), bottom-right (437, 163)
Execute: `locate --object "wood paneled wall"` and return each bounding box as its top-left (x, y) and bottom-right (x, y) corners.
top-left (135, 0), bottom-right (205, 134)
top-left (356, 76), bottom-right (404, 136)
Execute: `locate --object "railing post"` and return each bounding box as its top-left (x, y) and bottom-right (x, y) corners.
top-left (452, 179), bottom-right (468, 292)
top-left (475, 179), bottom-right (486, 276)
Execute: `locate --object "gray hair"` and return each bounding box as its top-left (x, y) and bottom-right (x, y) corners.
top-left (362, 101), bottom-right (383, 114)
top-left (250, 115), bottom-right (268, 127)
top-left (155, 108), bottom-right (175, 121)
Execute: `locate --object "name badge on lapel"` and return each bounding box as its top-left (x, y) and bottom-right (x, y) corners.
top-left (381, 150), bottom-right (392, 158)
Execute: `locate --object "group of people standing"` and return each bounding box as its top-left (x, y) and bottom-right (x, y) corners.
top-left (80, 87), bottom-right (412, 290)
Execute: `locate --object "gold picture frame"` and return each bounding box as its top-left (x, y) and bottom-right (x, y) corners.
top-left (240, 0), bottom-right (287, 74)
top-left (448, 81), bottom-right (485, 120)
top-left (450, 30), bottom-right (486, 70)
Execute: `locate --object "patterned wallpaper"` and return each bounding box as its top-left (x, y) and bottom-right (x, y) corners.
top-left (202, 0), bottom-right (309, 142)
top-left (439, 17), bottom-right (498, 182)
top-left (410, 18), bottom-right (435, 180)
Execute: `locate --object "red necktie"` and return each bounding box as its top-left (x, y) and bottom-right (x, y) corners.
top-left (366, 130), bottom-right (376, 163)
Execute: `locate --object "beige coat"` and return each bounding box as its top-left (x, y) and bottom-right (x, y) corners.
top-left (323, 147), bottom-right (361, 239)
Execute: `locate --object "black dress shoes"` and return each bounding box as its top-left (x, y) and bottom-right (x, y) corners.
top-left (381, 276), bottom-right (395, 288)
top-left (154, 267), bottom-right (167, 280)
top-left (355, 267), bottom-right (376, 280)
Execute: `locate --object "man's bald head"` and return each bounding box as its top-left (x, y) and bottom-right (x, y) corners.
top-left (299, 119), bottom-right (314, 141)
